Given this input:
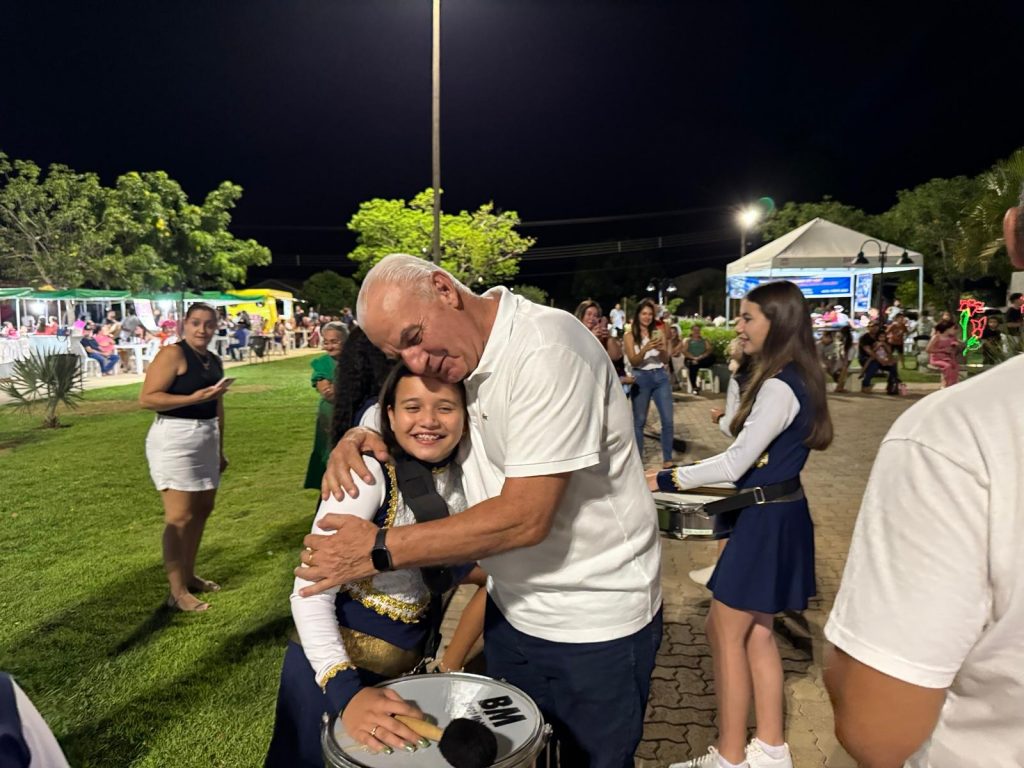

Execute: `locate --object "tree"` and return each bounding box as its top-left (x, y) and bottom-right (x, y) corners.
top-left (760, 196), bottom-right (876, 243)
top-left (0, 153), bottom-right (119, 288)
top-left (302, 271), bottom-right (359, 314)
top-left (111, 171), bottom-right (271, 292)
top-left (510, 284), bottom-right (548, 305)
top-left (347, 189), bottom-right (534, 285)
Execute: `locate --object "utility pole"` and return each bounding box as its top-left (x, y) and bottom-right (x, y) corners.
top-left (430, 0), bottom-right (441, 263)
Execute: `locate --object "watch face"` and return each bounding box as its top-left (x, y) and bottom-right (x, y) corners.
top-left (371, 547), bottom-right (391, 572)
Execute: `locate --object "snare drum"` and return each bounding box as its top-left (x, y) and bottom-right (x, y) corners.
top-left (654, 487), bottom-right (734, 540)
top-left (321, 672), bottom-right (550, 768)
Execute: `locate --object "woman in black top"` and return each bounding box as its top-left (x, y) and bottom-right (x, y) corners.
top-left (140, 304), bottom-right (231, 613)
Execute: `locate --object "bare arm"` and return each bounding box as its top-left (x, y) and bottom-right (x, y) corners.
top-left (825, 647), bottom-right (946, 767)
top-left (624, 331), bottom-right (647, 367)
top-left (299, 473), bottom-right (570, 595)
top-left (138, 346), bottom-right (227, 410)
top-left (315, 379), bottom-right (335, 400)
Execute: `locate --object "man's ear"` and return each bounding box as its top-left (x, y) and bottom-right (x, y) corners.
top-left (431, 272), bottom-right (463, 309)
top-left (1004, 206), bottom-right (1024, 270)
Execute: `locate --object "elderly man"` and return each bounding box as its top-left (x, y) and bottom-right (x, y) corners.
top-left (299, 254), bottom-right (663, 768)
top-left (823, 198), bottom-right (1024, 766)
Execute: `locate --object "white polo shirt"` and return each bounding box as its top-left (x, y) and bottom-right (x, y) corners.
top-left (461, 287), bottom-right (662, 644)
top-left (825, 355), bottom-right (1024, 767)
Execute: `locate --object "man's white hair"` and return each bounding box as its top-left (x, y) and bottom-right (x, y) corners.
top-left (356, 254), bottom-right (470, 320)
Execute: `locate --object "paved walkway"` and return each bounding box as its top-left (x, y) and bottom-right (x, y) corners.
top-left (440, 385), bottom-right (929, 767)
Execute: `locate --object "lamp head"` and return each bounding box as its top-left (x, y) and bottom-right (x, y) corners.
top-left (646, 281), bottom-right (656, 293)
top-left (897, 251), bottom-right (914, 266)
top-left (738, 207), bottom-right (761, 228)
top-left (666, 282), bottom-right (677, 293)
top-left (853, 252), bottom-right (869, 266)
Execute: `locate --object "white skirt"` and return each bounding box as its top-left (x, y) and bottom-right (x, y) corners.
top-left (145, 415), bottom-right (221, 492)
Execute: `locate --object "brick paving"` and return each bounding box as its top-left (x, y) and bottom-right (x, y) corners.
top-left (440, 385), bottom-right (932, 767)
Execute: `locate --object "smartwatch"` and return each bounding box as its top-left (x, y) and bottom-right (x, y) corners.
top-left (370, 527), bottom-right (393, 572)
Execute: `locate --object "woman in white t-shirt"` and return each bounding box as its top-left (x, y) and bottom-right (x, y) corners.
top-left (624, 298), bottom-right (675, 468)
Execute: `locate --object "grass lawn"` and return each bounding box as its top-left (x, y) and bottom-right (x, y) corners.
top-left (0, 356), bottom-right (324, 767)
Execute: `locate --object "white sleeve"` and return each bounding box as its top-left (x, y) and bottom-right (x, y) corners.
top-left (504, 345), bottom-right (603, 477)
top-left (290, 459), bottom-right (387, 685)
top-left (824, 439), bottom-right (990, 688)
top-left (719, 377), bottom-right (741, 437)
top-left (13, 681), bottom-right (70, 768)
top-left (358, 402), bottom-right (382, 431)
top-left (673, 378), bottom-right (800, 488)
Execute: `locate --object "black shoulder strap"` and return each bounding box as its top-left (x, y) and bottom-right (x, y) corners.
top-left (393, 456), bottom-right (455, 596)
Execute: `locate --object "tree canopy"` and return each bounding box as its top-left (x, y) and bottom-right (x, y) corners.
top-left (347, 189), bottom-right (535, 287)
top-left (301, 270), bottom-right (359, 314)
top-left (0, 152), bottom-right (270, 291)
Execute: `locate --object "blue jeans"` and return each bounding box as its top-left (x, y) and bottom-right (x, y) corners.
top-left (632, 367), bottom-right (674, 461)
top-left (88, 352), bottom-right (118, 374)
top-left (484, 597), bottom-right (663, 768)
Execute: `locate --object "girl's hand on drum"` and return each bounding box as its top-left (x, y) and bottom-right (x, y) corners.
top-left (342, 687), bottom-right (429, 754)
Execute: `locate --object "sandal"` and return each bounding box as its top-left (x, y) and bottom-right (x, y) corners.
top-left (166, 594), bottom-right (210, 613)
top-left (188, 577), bottom-right (221, 593)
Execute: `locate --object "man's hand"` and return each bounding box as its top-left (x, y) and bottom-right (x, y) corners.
top-left (710, 408), bottom-right (724, 424)
top-left (341, 687), bottom-right (428, 755)
top-left (297, 515), bottom-right (379, 596)
top-left (321, 427), bottom-right (391, 501)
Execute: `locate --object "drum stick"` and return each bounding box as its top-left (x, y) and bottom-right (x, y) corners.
top-left (394, 715), bottom-right (443, 741)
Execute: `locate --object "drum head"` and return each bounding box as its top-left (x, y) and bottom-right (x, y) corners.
top-left (327, 673), bottom-right (544, 768)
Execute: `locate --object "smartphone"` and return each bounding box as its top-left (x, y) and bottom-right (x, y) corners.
top-left (217, 377), bottom-right (236, 388)
top-left (651, 329), bottom-right (662, 341)
top-left (597, 317), bottom-right (609, 332)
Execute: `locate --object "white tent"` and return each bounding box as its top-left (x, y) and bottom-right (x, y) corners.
top-left (725, 218), bottom-right (924, 319)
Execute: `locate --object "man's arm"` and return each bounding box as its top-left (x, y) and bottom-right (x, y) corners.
top-left (824, 647), bottom-right (946, 768)
top-left (299, 473), bottom-right (569, 595)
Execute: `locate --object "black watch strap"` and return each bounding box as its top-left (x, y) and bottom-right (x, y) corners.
top-left (370, 527), bottom-right (393, 572)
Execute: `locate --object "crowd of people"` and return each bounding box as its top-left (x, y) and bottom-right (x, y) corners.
top-left (8, 227), bottom-right (1023, 768)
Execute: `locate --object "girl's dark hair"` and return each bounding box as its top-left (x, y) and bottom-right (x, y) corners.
top-left (330, 326), bottom-right (392, 446)
top-left (730, 281), bottom-right (833, 450)
top-left (185, 302), bottom-right (217, 320)
top-left (574, 300), bottom-right (602, 320)
top-left (630, 298), bottom-right (658, 337)
top-left (377, 362), bottom-right (467, 458)
top-left (934, 320), bottom-right (955, 334)
top-left (839, 325), bottom-right (853, 355)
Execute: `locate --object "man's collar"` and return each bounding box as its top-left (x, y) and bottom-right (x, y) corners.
top-left (467, 286), bottom-right (517, 382)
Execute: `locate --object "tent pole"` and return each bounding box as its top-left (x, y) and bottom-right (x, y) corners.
top-left (917, 266), bottom-right (924, 314)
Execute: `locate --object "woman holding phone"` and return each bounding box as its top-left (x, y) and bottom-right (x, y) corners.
top-left (140, 303), bottom-right (230, 613)
top-left (625, 298), bottom-right (675, 468)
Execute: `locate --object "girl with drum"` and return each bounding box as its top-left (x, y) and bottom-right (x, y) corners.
top-left (140, 303), bottom-right (230, 613)
top-left (648, 281), bottom-right (833, 768)
top-left (266, 363), bottom-right (475, 766)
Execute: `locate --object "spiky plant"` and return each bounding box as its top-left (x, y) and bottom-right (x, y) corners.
top-left (0, 352), bottom-right (85, 428)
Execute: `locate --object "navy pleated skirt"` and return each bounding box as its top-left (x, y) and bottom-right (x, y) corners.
top-left (707, 498), bottom-right (816, 614)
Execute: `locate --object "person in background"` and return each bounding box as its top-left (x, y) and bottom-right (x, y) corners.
top-left (885, 298), bottom-right (903, 322)
top-left (121, 308), bottom-right (141, 342)
top-left (227, 324), bottom-right (250, 361)
top-left (831, 304), bottom-right (850, 327)
top-left (139, 303), bottom-right (229, 613)
top-left (915, 309), bottom-right (935, 341)
top-left (574, 299), bottom-right (624, 366)
top-left (926, 320), bottom-right (962, 388)
top-left (303, 322), bottom-right (350, 491)
top-left (1005, 292), bottom-right (1023, 336)
top-left (652, 280), bottom-right (832, 768)
top-left (682, 324), bottom-right (715, 394)
top-left (822, 195), bottom-right (1024, 768)
top-left (235, 309), bottom-right (251, 330)
top-left (330, 326), bottom-right (393, 439)
top-left (832, 326), bottom-right (855, 393)
top-left (80, 325), bottom-right (119, 375)
top-left (625, 298), bottom-right (675, 468)
top-left (272, 319), bottom-right (287, 351)
top-left (609, 302), bottom-right (626, 337)
top-left (859, 322), bottom-right (900, 394)
top-left (981, 315), bottom-right (1003, 364)
top-left (340, 307), bottom-right (355, 329)
top-left (885, 313), bottom-right (909, 368)
top-left (3, 321), bottom-right (18, 338)
top-left (40, 317), bottom-right (58, 335)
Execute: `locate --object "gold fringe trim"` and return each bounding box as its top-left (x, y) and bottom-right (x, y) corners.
top-left (319, 661), bottom-right (357, 692)
top-left (339, 625), bottom-right (423, 678)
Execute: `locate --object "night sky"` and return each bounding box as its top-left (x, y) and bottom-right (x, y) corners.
top-left (2, 1), bottom-right (1022, 300)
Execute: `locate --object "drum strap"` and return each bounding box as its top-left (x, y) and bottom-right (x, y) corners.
top-left (701, 476), bottom-right (802, 516)
top-left (393, 455), bottom-right (456, 597)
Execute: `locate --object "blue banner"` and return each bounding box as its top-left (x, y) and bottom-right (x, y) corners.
top-left (853, 273), bottom-right (873, 313)
top-left (728, 275), bottom-right (853, 300)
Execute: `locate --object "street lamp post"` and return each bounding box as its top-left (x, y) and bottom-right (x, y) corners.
top-left (430, 0), bottom-right (441, 263)
top-left (854, 239), bottom-right (913, 324)
top-left (646, 278), bottom-right (677, 308)
top-left (737, 206), bottom-right (761, 259)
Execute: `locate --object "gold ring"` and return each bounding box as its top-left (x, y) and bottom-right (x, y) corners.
top-left (370, 725), bottom-right (378, 738)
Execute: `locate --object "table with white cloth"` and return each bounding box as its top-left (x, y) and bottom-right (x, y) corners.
top-left (0, 337), bottom-right (31, 378)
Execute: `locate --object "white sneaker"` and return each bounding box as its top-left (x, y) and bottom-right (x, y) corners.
top-left (670, 746), bottom-right (736, 768)
top-left (745, 739), bottom-right (792, 768)
top-left (688, 564), bottom-right (716, 587)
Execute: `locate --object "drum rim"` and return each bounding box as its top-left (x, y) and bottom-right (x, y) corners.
top-left (322, 671), bottom-right (548, 767)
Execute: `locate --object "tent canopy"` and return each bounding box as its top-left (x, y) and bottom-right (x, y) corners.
top-left (727, 218), bottom-right (924, 276)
